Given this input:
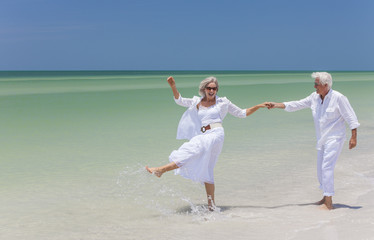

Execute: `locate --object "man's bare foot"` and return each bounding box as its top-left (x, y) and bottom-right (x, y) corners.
top-left (319, 196), bottom-right (334, 210)
top-left (145, 166), bottom-right (163, 177)
top-left (315, 196), bottom-right (326, 205)
top-left (320, 203), bottom-right (335, 210)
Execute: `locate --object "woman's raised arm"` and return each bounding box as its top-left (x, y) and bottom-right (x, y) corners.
top-left (167, 76), bottom-right (180, 99)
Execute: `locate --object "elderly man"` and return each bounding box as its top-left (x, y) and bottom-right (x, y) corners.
top-left (268, 72), bottom-right (360, 210)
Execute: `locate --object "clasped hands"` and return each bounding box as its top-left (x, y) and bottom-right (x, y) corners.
top-left (264, 102), bottom-right (276, 109)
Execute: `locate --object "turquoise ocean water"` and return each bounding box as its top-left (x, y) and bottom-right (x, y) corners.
top-left (1, 71), bottom-right (374, 239)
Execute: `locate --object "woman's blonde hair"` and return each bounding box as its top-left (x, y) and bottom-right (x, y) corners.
top-left (198, 76), bottom-right (219, 98)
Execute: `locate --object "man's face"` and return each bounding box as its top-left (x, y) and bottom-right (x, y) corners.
top-left (314, 78), bottom-right (329, 96)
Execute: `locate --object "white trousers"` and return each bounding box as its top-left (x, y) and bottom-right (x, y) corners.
top-left (317, 138), bottom-right (345, 196)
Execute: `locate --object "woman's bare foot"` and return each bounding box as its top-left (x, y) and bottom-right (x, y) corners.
top-left (145, 166), bottom-right (164, 177)
top-left (207, 195), bottom-right (217, 212)
top-left (145, 162), bottom-right (178, 178)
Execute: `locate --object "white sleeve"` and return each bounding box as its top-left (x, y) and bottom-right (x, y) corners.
top-left (284, 94), bottom-right (312, 112)
top-left (338, 95), bottom-right (360, 129)
top-left (227, 100), bottom-right (247, 118)
top-left (174, 94), bottom-right (195, 108)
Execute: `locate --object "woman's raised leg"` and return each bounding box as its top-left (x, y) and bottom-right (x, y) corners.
top-left (146, 162), bottom-right (178, 177)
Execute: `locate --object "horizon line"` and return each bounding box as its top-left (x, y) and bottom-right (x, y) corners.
top-left (1, 69), bottom-right (374, 72)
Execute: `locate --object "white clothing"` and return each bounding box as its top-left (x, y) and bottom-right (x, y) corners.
top-left (170, 128), bottom-right (224, 184)
top-left (170, 94), bottom-right (246, 184)
top-left (317, 138), bottom-right (345, 196)
top-left (174, 95), bottom-right (246, 140)
top-left (198, 105), bottom-right (222, 126)
top-left (283, 89), bottom-right (360, 150)
top-left (283, 89), bottom-right (360, 196)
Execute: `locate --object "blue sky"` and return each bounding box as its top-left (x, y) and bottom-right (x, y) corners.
top-left (1, 0), bottom-right (373, 70)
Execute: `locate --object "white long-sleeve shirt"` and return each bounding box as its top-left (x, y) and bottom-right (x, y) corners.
top-left (174, 94), bottom-right (246, 140)
top-left (283, 89), bottom-right (360, 150)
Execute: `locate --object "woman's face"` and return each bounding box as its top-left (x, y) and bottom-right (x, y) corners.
top-left (204, 82), bottom-right (217, 100)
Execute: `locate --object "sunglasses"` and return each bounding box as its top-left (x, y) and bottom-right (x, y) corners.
top-left (205, 87), bottom-right (217, 91)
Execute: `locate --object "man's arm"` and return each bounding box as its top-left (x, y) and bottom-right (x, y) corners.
top-left (266, 102), bottom-right (285, 109)
top-left (337, 95), bottom-right (359, 150)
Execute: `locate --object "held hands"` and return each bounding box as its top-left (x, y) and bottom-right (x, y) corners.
top-left (247, 102), bottom-right (273, 116)
top-left (251, 102), bottom-right (274, 109)
top-left (246, 102), bottom-right (275, 116)
top-left (257, 102), bottom-right (271, 108)
top-left (264, 102), bottom-right (285, 109)
top-left (250, 102), bottom-right (274, 109)
top-left (264, 102), bottom-right (276, 109)
top-left (266, 102), bottom-right (276, 109)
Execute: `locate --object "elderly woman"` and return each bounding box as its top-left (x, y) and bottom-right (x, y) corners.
top-left (146, 76), bottom-right (266, 210)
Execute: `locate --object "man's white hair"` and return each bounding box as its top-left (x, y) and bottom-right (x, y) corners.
top-left (312, 72), bottom-right (333, 89)
top-left (199, 76), bottom-right (219, 97)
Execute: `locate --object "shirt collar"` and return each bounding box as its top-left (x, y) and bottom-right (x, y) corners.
top-left (325, 89), bottom-right (333, 99)
top-left (318, 89), bottom-right (332, 104)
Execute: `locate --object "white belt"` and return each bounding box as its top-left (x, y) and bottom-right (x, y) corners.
top-left (201, 123), bottom-right (223, 133)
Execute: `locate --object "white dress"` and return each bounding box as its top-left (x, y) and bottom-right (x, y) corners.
top-left (169, 95), bottom-right (247, 184)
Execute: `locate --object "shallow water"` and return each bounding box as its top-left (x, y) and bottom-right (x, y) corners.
top-left (1, 71), bottom-right (374, 239)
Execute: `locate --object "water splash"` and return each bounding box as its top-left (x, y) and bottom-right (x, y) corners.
top-left (116, 164), bottom-right (226, 222)
top-left (186, 198), bottom-right (224, 222)
top-left (117, 164), bottom-right (192, 215)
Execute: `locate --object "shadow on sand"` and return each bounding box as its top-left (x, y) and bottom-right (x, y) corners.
top-left (333, 203), bottom-right (362, 210)
top-left (176, 202), bottom-right (362, 213)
